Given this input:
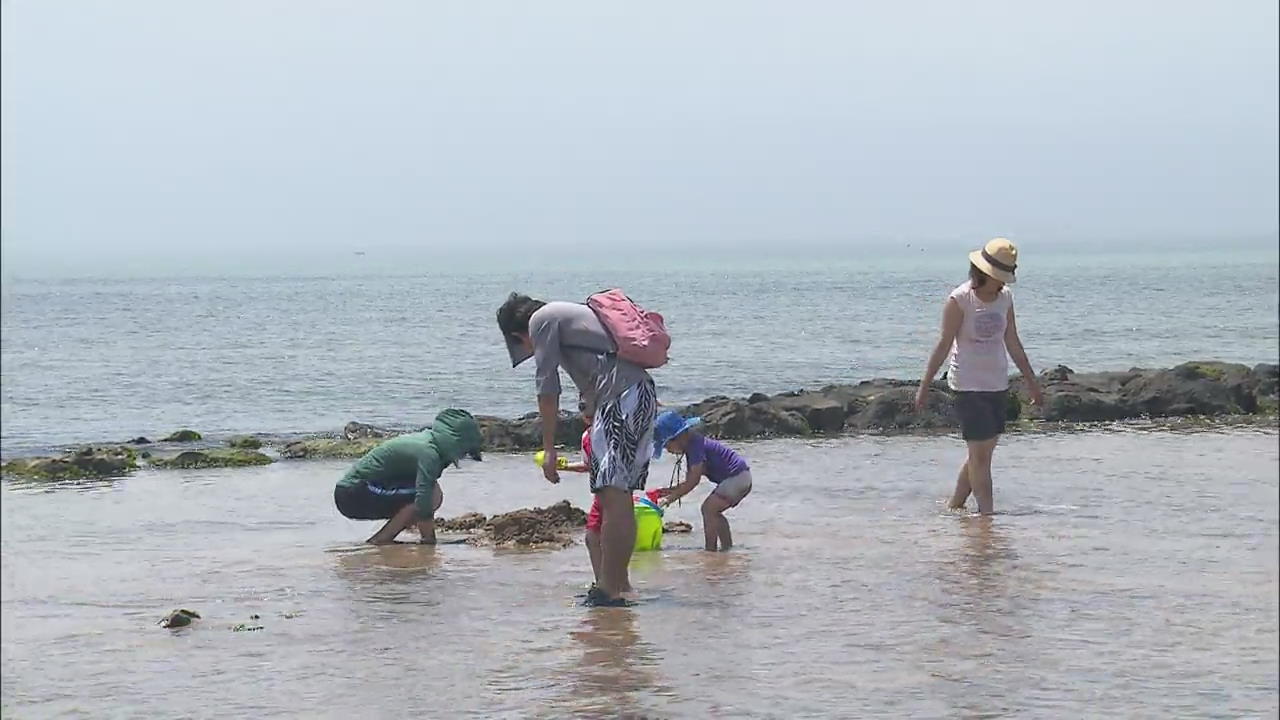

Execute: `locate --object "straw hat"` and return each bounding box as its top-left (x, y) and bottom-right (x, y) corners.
top-left (969, 237), bottom-right (1018, 284)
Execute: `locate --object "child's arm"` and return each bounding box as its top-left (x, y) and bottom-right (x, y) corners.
top-left (659, 463), bottom-right (704, 506)
top-left (564, 461), bottom-right (590, 473)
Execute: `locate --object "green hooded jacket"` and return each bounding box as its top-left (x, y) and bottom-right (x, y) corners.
top-left (336, 409), bottom-right (484, 520)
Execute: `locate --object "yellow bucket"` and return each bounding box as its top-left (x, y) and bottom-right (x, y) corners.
top-left (633, 496), bottom-right (664, 552)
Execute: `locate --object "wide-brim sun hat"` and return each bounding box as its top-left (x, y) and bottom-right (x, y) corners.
top-left (969, 237), bottom-right (1019, 284)
top-left (652, 411), bottom-right (702, 458)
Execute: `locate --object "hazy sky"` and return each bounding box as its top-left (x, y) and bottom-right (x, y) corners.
top-left (2, 1), bottom-right (1277, 276)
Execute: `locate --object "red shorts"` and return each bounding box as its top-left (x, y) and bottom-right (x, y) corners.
top-left (586, 488), bottom-right (669, 533)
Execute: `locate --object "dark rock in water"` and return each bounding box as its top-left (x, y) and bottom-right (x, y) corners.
top-left (1118, 362), bottom-right (1255, 416)
top-left (160, 609), bottom-right (200, 628)
top-left (2, 446), bottom-right (138, 481)
top-left (679, 396), bottom-right (811, 439)
top-left (163, 429), bottom-right (202, 443)
top-left (438, 512), bottom-right (488, 532)
top-left (475, 412), bottom-right (585, 452)
top-left (663, 520), bottom-right (693, 533)
top-left (157, 360), bottom-right (1278, 465)
top-left (127, 436), bottom-right (152, 445)
top-left (280, 437), bottom-right (385, 459)
top-left (485, 500), bottom-right (587, 546)
top-left (1041, 365), bottom-right (1075, 382)
top-left (152, 449), bottom-right (273, 469)
top-left (769, 392), bottom-right (847, 433)
top-left (343, 422), bottom-right (396, 441)
top-left (849, 385), bottom-right (955, 431)
top-left (227, 435), bottom-right (263, 450)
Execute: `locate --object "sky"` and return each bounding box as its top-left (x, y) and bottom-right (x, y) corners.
top-left (1, 0), bottom-right (1277, 277)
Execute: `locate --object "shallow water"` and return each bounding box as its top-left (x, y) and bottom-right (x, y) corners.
top-left (3, 428), bottom-right (1277, 718)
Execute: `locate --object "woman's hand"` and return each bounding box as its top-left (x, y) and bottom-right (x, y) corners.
top-left (914, 384), bottom-right (930, 412)
top-left (1027, 382), bottom-right (1045, 407)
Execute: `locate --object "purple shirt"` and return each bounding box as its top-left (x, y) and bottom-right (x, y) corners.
top-left (685, 435), bottom-right (749, 483)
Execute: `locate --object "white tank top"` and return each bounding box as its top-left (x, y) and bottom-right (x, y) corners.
top-left (946, 281), bottom-right (1013, 392)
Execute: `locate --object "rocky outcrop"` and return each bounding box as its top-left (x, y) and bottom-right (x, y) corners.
top-left (343, 422), bottom-right (396, 441)
top-left (475, 412), bottom-right (586, 452)
top-left (163, 429), bottom-right (203, 443)
top-left (151, 449), bottom-right (274, 469)
top-left (279, 436), bottom-right (385, 460)
top-left (3, 361), bottom-right (1274, 479)
top-left (1, 446), bottom-right (139, 481)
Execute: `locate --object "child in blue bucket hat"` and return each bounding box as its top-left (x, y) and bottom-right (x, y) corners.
top-left (652, 410), bottom-right (753, 551)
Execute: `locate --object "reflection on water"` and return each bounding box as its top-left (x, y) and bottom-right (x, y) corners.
top-left (557, 609), bottom-right (667, 717)
top-left (1, 430), bottom-right (1276, 717)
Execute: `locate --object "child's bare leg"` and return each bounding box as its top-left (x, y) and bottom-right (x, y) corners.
top-left (965, 438), bottom-right (998, 514)
top-left (949, 462), bottom-right (972, 509)
top-left (585, 529), bottom-right (603, 586)
top-left (701, 494), bottom-right (733, 551)
top-left (367, 503), bottom-right (417, 545)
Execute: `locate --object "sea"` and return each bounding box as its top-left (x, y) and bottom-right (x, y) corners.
top-left (2, 239), bottom-right (1278, 718)
top-left (1, 239), bottom-right (1277, 454)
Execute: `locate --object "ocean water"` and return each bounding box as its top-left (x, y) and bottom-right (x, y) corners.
top-left (2, 242), bottom-right (1278, 718)
top-left (2, 243), bottom-right (1277, 455)
top-left (2, 428), bottom-right (1276, 717)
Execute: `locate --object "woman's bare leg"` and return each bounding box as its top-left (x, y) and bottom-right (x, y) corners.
top-left (965, 438), bottom-right (999, 514)
top-left (949, 462), bottom-right (972, 509)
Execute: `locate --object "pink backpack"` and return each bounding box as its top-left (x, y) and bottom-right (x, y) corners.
top-left (586, 289), bottom-right (670, 369)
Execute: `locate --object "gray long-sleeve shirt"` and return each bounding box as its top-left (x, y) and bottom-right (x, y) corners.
top-left (511, 301), bottom-right (650, 412)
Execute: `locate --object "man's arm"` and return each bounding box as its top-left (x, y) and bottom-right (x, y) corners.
top-left (538, 394), bottom-right (561, 484)
top-left (531, 313), bottom-right (564, 484)
top-left (413, 451), bottom-right (445, 542)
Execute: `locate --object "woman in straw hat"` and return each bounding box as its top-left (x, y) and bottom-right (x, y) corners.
top-left (914, 238), bottom-right (1043, 515)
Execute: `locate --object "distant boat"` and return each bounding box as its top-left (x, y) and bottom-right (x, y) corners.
top-left (354, 251), bottom-right (366, 256)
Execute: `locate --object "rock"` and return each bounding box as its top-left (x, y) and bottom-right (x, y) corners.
top-left (231, 623), bottom-right (264, 632)
top-left (227, 435), bottom-right (262, 450)
top-left (663, 520), bottom-right (693, 533)
top-left (1118, 362), bottom-right (1254, 417)
top-left (438, 512), bottom-right (488, 532)
top-left (2, 446), bottom-right (138, 481)
top-left (768, 392), bottom-right (847, 433)
top-left (152, 449), bottom-right (273, 469)
top-left (127, 437), bottom-right (152, 445)
top-left (160, 609), bottom-right (200, 628)
top-left (475, 412), bottom-right (585, 452)
top-left (343, 422), bottom-right (396, 441)
top-left (747, 393), bottom-right (770, 404)
top-left (280, 436), bottom-right (385, 459)
top-left (1042, 365), bottom-right (1075, 382)
top-left (679, 397), bottom-right (811, 439)
top-left (484, 500), bottom-right (587, 546)
top-left (163, 429), bottom-right (202, 443)
top-left (849, 386), bottom-right (955, 431)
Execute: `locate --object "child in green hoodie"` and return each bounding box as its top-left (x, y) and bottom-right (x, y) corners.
top-left (333, 408), bottom-right (485, 545)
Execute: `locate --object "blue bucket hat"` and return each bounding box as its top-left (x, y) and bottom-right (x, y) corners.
top-left (652, 410), bottom-right (702, 458)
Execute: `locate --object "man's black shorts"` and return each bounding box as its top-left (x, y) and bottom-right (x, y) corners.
top-left (334, 482), bottom-right (414, 520)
